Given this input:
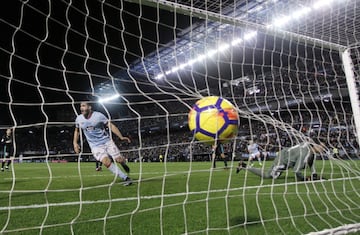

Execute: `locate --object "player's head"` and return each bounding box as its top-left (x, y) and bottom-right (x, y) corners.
top-left (6, 128), bottom-right (12, 136)
top-left (310, 142), bottom-right (326, 154)
top-left (307, 142), bottom-right (325, 168)
top-left (80, 102), bottom-right (92, 117)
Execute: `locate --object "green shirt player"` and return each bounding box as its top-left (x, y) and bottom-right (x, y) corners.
top-left (236, 142), bottom-right (325, 181)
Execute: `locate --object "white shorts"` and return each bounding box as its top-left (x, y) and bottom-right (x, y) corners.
top-left (91, 141), bottom-right (122, 162)
top-left (249, 151), bottom-right (260, 159)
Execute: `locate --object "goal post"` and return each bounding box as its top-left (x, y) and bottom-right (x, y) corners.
top-left (341, 49), bottom-right (360, 146)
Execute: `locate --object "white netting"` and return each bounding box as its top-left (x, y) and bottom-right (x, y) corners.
top-left (0, 0), bottom-right (360, 234)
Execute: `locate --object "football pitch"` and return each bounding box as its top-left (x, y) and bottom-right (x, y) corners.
top-left (0, 160), bottom-right (359, 234)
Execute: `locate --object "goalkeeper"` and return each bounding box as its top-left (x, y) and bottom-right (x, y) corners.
top-left (236, 142), bottom-right (325, 181)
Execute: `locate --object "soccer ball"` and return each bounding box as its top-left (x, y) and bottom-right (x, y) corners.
top-left (188, 96), bottom-right (239, 144)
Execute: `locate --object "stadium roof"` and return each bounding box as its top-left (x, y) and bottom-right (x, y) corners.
top-left (124, 0), bottom-right (358, 80)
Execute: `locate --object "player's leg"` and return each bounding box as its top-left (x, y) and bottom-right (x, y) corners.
top-left (247, 166), bottom-right (273, 178)
top-left (92, 145), bottom-right (130, 184)
top-left (105, 141), bottom-right (132, 185)
top-left (4, 151), bottom-right (12, 170)
top-left (106, 141), bottom-right (130, 174)
top-left (95, 161), bottom-right (102, 171)
top-left (101, 156), bottom-right (130, 181)
top-left (221, 153), bottom-right (228, 168)
top-left (248, 153), bottom-right (255, 166)
top-left (211, 153), bottom-right (216, 168)
top-left (236, 160), bottom-right (247, 173)
top-left (1, 160), bottom-right (4, 171)
top-left (117, 156), bottom-right (130, 174)
top-left (5, 158), bottom-right (11, 170)
top-left (256, 152), bottom-right (262, 166)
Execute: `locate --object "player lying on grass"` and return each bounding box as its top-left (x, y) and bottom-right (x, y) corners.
top-left (236, 141), bottom-right (326, 181)
top-left (73, 101), bottom-right (132, 186)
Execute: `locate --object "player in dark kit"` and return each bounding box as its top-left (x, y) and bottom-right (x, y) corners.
top-left (211, 141), bottom-right (228, 169)
top-left (1, 128), bottom-right (13, 171)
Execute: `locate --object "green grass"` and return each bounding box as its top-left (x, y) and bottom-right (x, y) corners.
top-left (1, 160), bottom-right (360, 235)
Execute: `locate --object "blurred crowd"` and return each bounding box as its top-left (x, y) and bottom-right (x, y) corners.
top-left (3, 102), bottom-right (358, 162)
top-left (2, 66), bottom-right (358, 162)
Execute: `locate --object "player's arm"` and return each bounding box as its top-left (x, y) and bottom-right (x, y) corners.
top-left (293, 158), bottom-right (305, 181)
top-left (292, 148), bottom-right (307, 181)
top-left (108, 122), bottom-right (131, 143)
top-left (73, 127), bottom-right (80, 154)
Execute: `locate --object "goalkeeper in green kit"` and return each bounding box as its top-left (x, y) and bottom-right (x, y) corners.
top-left (236, 142), bottom-right (326, 181)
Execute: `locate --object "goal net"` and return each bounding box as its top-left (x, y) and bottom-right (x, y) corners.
top-left (1, 0), bottom-right (360, 234)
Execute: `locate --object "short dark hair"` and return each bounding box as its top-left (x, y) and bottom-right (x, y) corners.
top-left (80, 101), bottom-right (92, 106)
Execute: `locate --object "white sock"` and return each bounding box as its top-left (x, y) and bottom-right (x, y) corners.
top-left (108, 163), bottom-right (127, 180)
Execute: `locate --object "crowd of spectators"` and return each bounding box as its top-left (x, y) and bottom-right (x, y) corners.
top-left (2, 65), bottom-right (358, 162)
top-left (4, 101), bottom-right (358, 163)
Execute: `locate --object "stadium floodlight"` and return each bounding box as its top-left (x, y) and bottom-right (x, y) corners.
top-left (153, 0), bottom-right (342, 80)
top-left (98, 94), bottom-right (120, 103)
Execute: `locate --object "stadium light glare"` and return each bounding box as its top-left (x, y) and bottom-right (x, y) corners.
top-left (244, 31), bottom-right (257, 41)
top-left (98, 94), bottom-right (120, 103)
top-left (171, 66), bottom-right (180, 73)
top-left (206, 49), bottom-right (217, 57)
top-left (155, 74), bottom-right (164, 80)
top-left (196, 54), bottom-right (206, 62)
top-left (291, 7), bottom-right (312, 19)
top-left (231, 38), bottom-right (243, 46)
top-left (313, 0), bottom-right (334, 9)
top-left (153, 0), bottom-right (341, 80)
top-left (154, 0), bottom-right (347, 80)
top-left (272, 16), bottom-right (292, 28)
top-left (179, 63), bottom-right (187, 69)
top-left (218, 44), bottom-right (230, 52)
top-left (187, 59), bottom-right (197, 66)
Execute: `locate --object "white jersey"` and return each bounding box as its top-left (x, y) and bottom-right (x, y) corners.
top-left (247, 143), bottom-right (260, 154)
top-left (75, 111), bottom-right (110, 149)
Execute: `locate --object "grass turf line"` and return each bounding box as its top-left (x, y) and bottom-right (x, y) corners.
top-left (0, 161), bottom-right (359, 234)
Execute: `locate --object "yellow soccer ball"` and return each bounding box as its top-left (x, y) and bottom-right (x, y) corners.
top-left (188, 96), bottom-right (239, 144)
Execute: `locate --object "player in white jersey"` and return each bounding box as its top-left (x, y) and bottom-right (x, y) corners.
top-left (73, 102), bottom-right (132, 186)
top-left (247, 140), bottom-right (262, 166)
